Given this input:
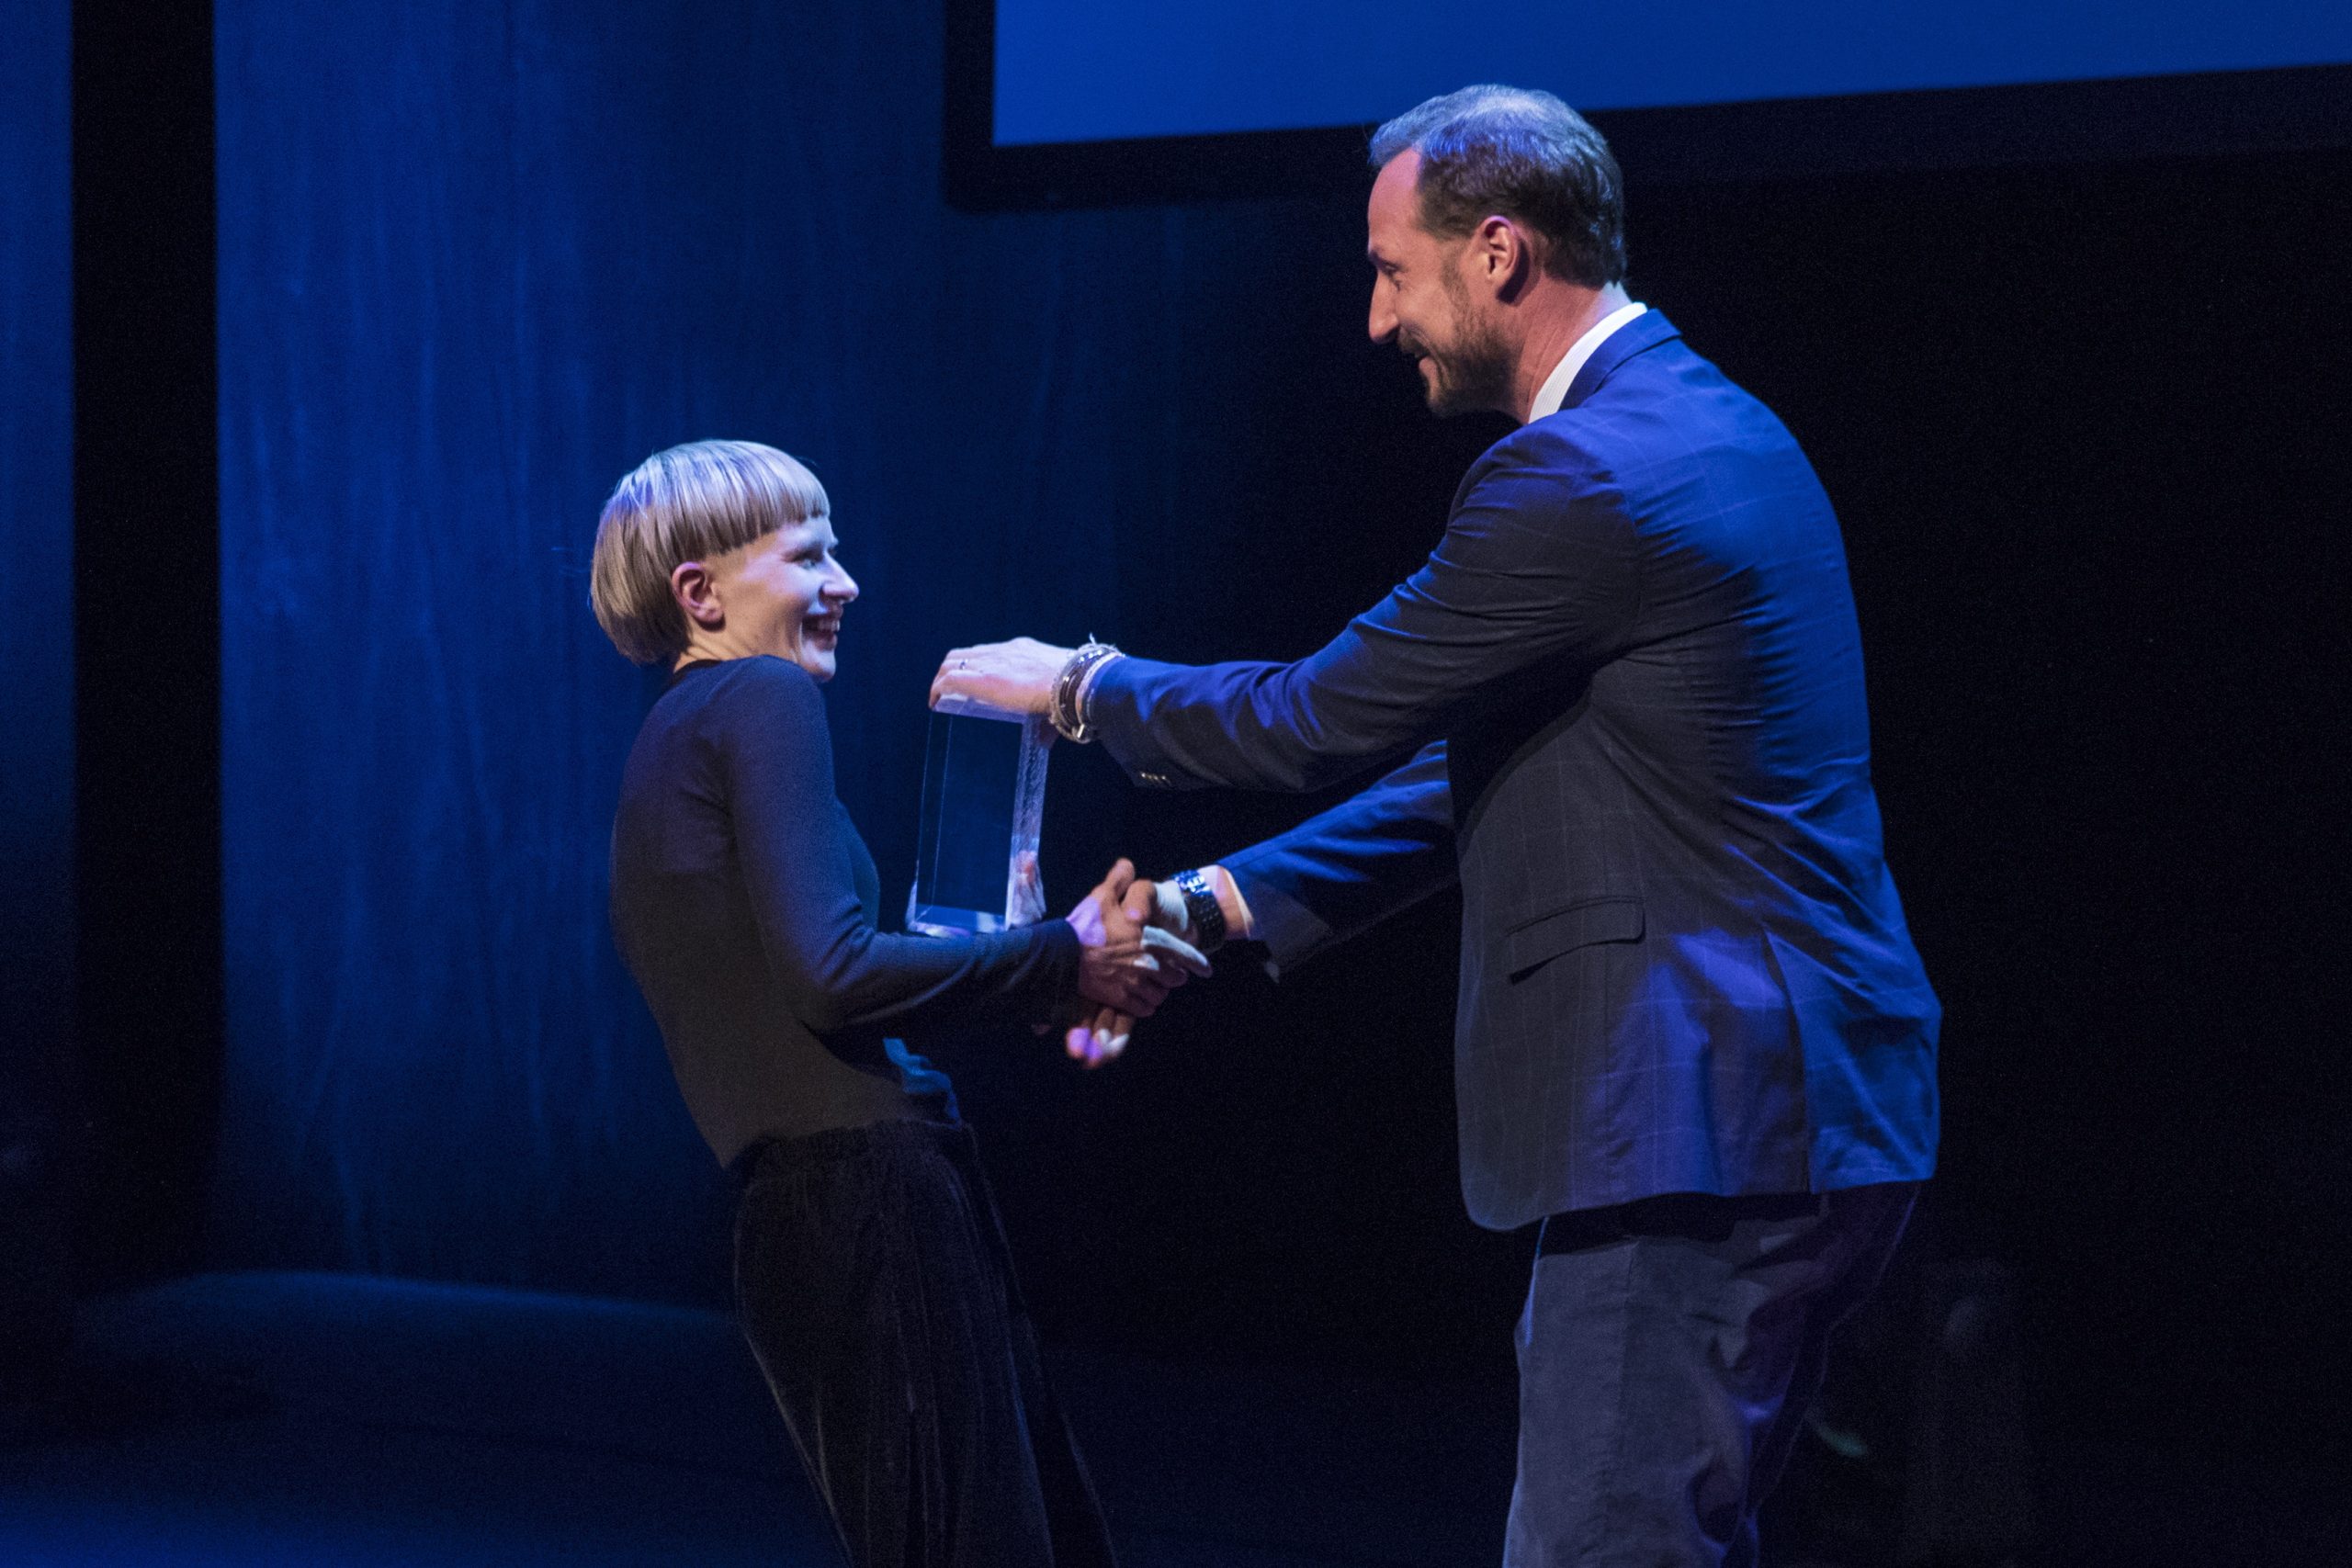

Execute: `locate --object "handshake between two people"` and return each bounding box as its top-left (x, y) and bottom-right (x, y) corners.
top-left (939, 638), bottom-right (1240, 1070)
top-left (1054, 859), bottom-right (1207, 1069)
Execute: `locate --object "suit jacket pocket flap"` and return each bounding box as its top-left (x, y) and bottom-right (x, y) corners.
top-left (1504, 897), bottom-right (1644, 979)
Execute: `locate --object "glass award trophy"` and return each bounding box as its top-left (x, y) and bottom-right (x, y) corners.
top-left (907, 699), bottom-right (1053, 936)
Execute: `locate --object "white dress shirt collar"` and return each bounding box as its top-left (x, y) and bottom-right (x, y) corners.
top-left (1527, 300), bottom-right (1648, 422)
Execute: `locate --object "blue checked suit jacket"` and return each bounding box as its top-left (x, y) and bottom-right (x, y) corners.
top-left (1089, 310), bottom-right (1940, 1230)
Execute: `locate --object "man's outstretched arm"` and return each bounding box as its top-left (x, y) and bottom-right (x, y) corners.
top-left (1193, 742), bottom-right (1458, 976)
top-left (1069, 742), bottom-right (1458, 1055)
top-left (931, 434), bottom-right (1639, 795)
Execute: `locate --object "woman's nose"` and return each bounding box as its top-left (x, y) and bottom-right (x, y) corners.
top-left (828, 564), bottom-right (858, 603)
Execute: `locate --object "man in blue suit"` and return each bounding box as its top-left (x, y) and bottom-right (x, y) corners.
top-left (934, 85), bottom-right (1939, 1567)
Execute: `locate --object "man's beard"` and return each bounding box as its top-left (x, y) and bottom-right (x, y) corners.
top-left (1405, 279), bottom-right (1513, 417)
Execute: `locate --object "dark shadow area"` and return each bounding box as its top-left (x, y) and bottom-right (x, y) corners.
top-left (70, 0), bottom-right (224, 1292)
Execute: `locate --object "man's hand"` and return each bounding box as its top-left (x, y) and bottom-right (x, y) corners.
top-left (1065, 860), bottom-right (1210, 1066)
top-left (932, 637), bottom-right (1074, 716)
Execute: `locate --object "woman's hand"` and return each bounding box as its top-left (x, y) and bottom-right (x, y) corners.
top-left (1065, 860), bottom-right (1210, 1064)
top-left (1009, 850), bottom-right (1047, 929)
top-left (1062, 878), bottom-right (1170, 1066)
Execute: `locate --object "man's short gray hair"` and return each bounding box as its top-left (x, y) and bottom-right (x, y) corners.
top-left (1370, 85), bottom-right (1626, 288)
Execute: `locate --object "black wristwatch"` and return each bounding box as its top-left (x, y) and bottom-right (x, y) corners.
top-left (1173, 867), bottom-right (1227, 953)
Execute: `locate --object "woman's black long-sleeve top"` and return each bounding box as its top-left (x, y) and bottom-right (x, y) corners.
top-left (609, 656), bottom-right (1080, 1166)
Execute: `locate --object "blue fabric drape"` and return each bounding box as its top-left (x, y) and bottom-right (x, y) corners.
top-left (210, 0), bottom-right (1322, 1300)
top-left (0, 0), bottom-right (74, 1197)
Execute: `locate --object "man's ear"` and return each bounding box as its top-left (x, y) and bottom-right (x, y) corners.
top-left (671, 560), bottom-right (723, 628)
top-left (1476, 214), bottom-right (1533, 301)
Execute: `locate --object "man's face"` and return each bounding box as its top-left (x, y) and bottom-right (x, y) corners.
top-left (1366, 150), bottom-right (1512, 418)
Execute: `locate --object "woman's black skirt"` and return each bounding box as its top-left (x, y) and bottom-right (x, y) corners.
top-left (732, 1117), bottom-right (1116, 1568)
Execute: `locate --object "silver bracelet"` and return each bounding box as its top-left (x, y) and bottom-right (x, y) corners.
top-left (1048, 640), bottom-right (1121, 743)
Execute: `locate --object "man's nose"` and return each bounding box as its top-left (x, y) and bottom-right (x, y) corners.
top-left (1368, 286), bottom-right (1396, 344)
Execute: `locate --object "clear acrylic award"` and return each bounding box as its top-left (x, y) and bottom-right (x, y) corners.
top-left (906, 701), bottom-right (1053, 936)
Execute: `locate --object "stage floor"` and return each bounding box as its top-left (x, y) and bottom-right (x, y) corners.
top-left (0, 1271), bottom-right (1514, 1567)
top-left (2, 1271), bottom-right (2339, 1565)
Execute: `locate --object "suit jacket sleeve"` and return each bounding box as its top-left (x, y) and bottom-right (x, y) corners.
top-left (1089, 430), bottom-right (1641, 794)
top-left (1223, 741), bottom-right (1458, 974)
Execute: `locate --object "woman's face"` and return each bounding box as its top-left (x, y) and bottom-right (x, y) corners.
top-left (705, 518), bottom-right (858, 681)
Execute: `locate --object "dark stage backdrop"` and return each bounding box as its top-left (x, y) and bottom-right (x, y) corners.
top-left (1, 0), bottom-right (74, 1341)
top-left (210, 0), bottom-right (2351, 1457)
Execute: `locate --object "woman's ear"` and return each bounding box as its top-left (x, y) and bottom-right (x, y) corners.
top-left (671, 559), bottom-right (723, 628)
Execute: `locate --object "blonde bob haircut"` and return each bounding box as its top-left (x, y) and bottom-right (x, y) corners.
top-left (590, 439), bottom-right (831, 665)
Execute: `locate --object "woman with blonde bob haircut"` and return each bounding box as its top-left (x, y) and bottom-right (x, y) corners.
top-left (596, 439), bottom-right (1189, 1566)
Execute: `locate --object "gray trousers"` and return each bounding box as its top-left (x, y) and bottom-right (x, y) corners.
top-left (1505, 1183), bottom-right (1917, 1568)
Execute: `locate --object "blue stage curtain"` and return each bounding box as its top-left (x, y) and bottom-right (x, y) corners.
top-left (0, 0), bottom-right (74, 1337)
top-left (210, 0), bottom-right (1291, 1301)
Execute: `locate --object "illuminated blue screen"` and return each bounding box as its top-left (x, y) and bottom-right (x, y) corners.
top-left (994, 1), bottom-right (2352, 146)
